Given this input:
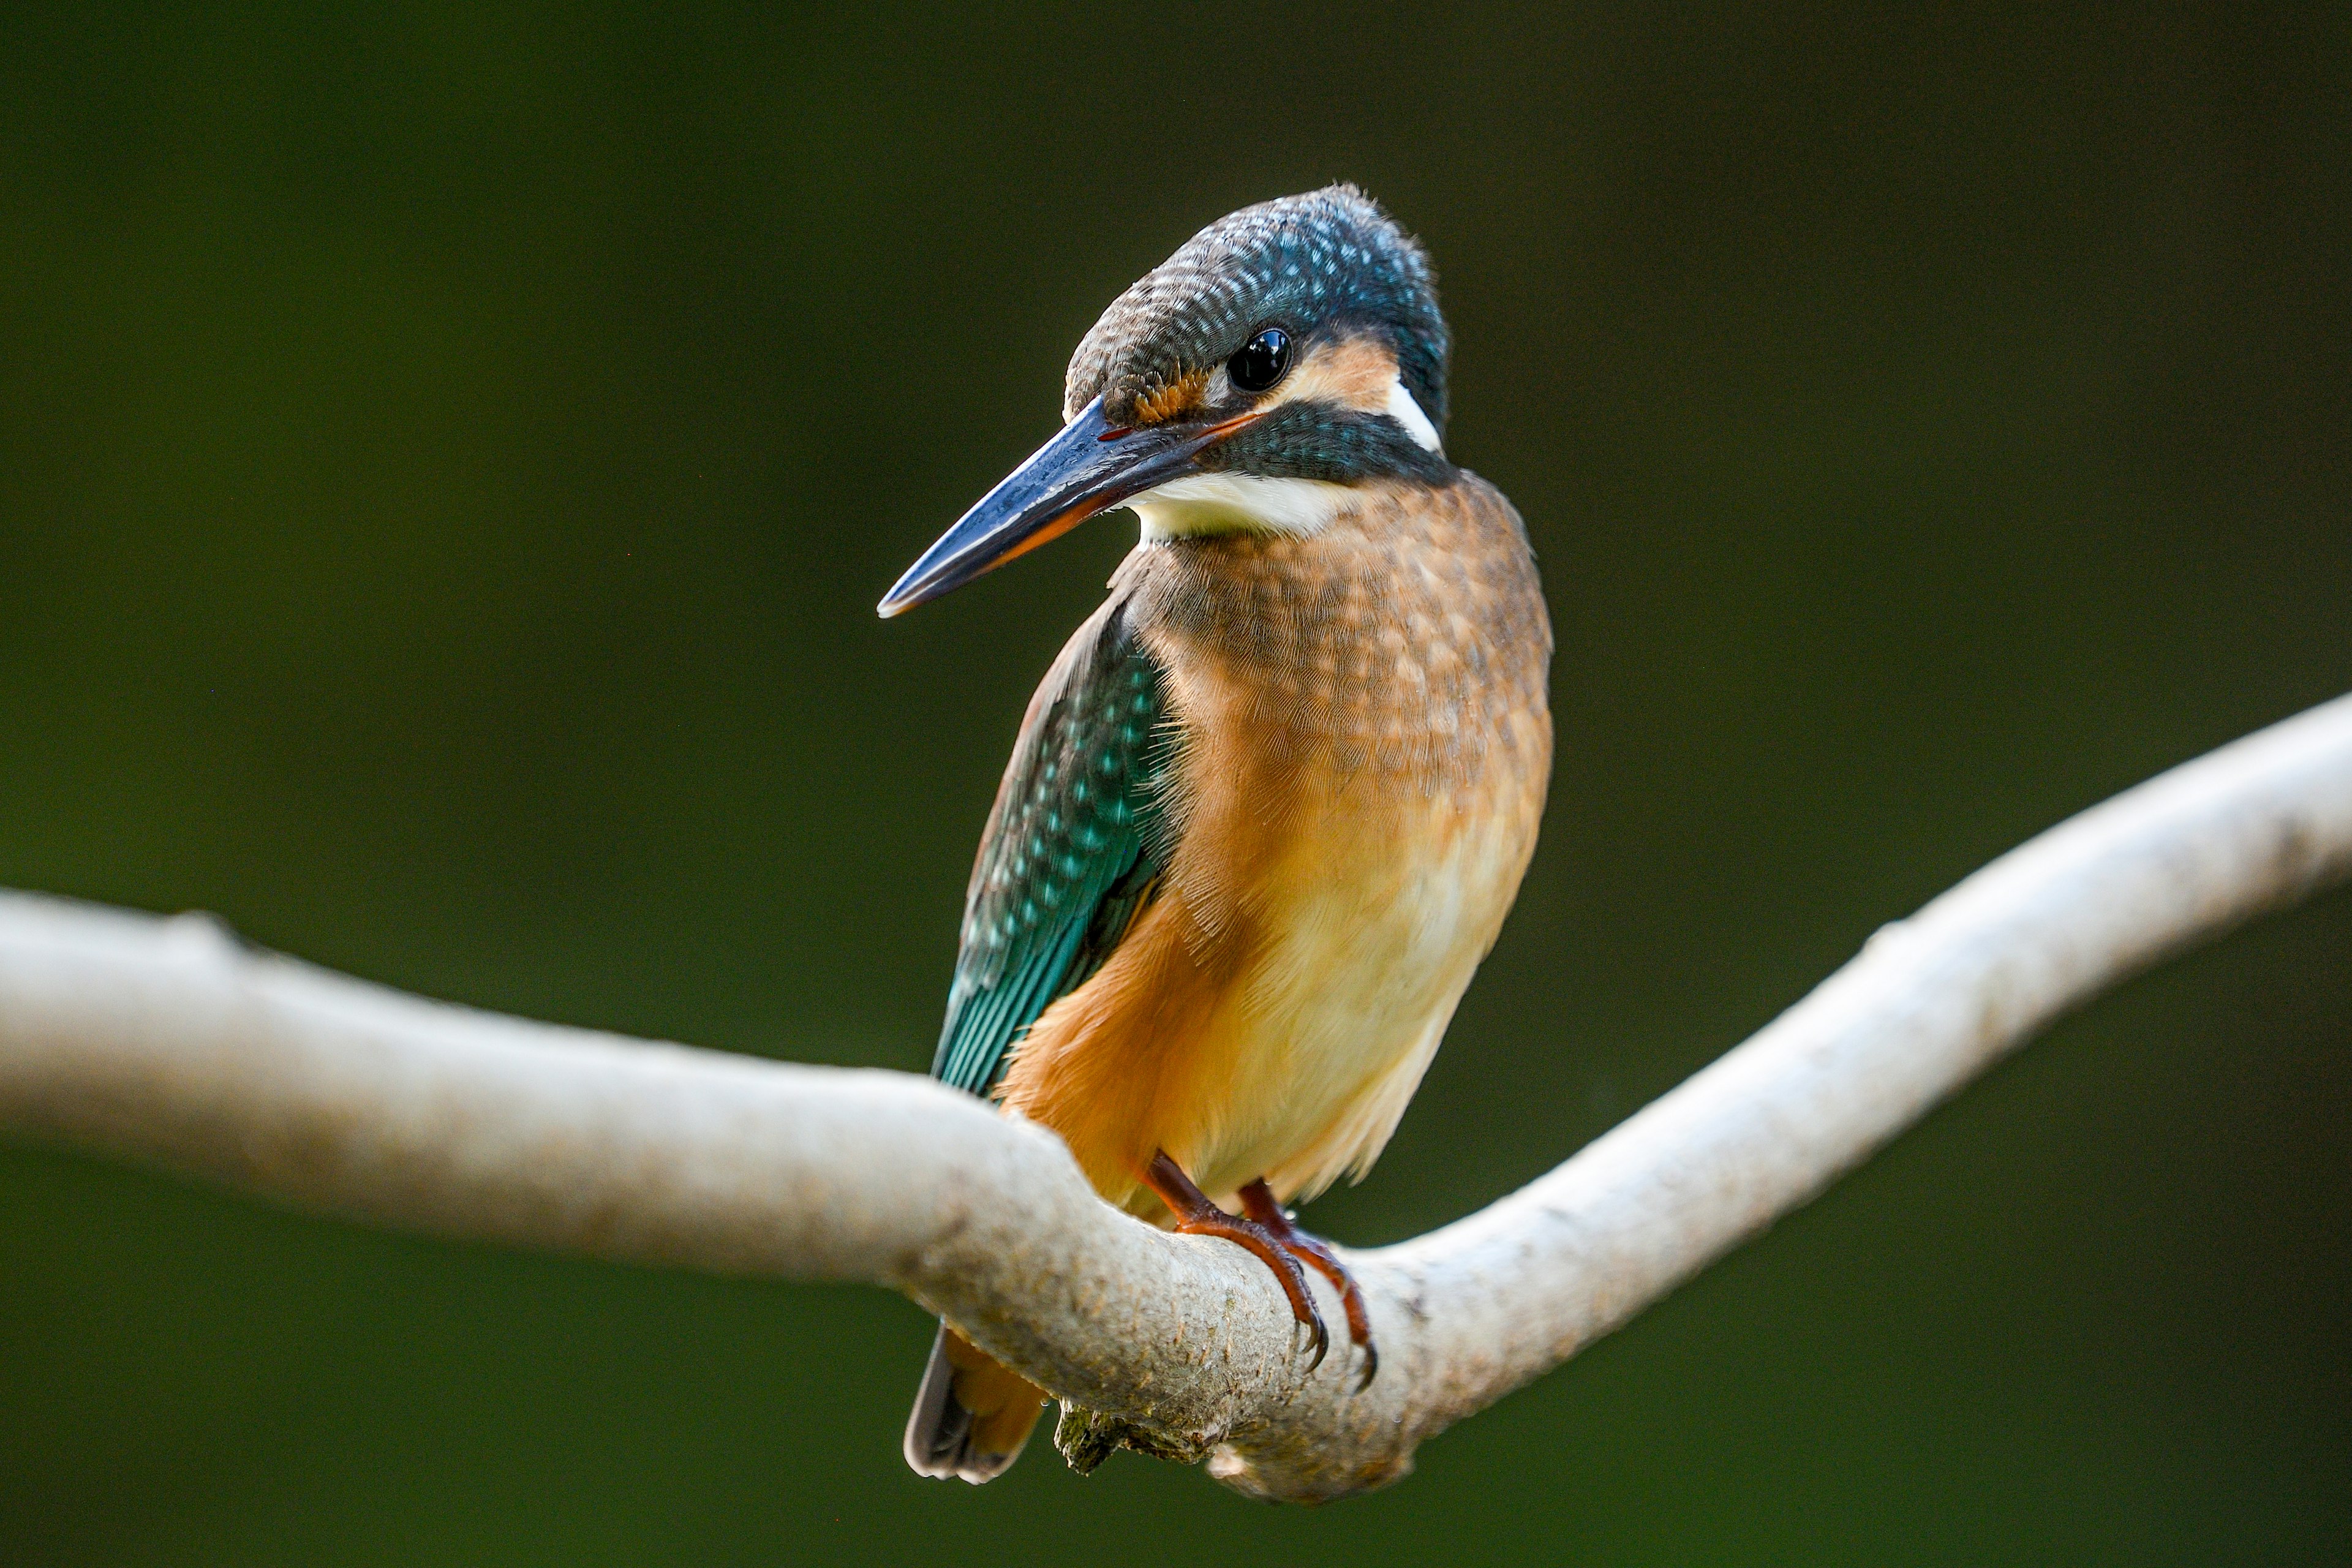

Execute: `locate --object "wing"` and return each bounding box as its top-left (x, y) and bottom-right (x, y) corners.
top-left (931, 597), bottom-right (1175, 1097)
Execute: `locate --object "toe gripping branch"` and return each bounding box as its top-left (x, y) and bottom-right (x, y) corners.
top-left (1239, 1178), bottom-right (1378, 1390)
top-left (1142, 1153), bottom-right (1378, 1390)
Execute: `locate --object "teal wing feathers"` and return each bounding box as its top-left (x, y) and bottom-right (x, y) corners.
top-left (931, 600), bottom-right (1174, 1097)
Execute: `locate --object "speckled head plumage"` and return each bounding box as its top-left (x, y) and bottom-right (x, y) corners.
top-left (879, 186), bottom-right (1460, 617)
top-left (1065, 184), bottom-right (1451, 459)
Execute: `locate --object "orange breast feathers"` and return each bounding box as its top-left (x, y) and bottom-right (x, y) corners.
top-left (994, 475), bottom-right (1552, 1216)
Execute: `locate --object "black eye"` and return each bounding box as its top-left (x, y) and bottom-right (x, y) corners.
top-left (1227, 326), bottom-right (1291, 394)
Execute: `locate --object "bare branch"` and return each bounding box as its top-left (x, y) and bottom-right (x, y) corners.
top-left (3, 695), bottom-right (2349, 1501)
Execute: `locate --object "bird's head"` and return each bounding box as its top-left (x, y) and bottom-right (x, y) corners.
top-left (879, 186), bottom-right (1453, 616)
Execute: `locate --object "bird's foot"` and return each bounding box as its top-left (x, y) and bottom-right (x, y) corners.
top-left (1144, 1153), bottom-right (1329, 1371)
top-left (1240, 1179), bottom-right (1378, 1391)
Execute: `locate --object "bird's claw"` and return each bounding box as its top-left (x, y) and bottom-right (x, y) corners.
top-left (1297, 1294), bottom-right (1330, 1373)
top-left (1145, 1153), bottom-right (1336, 1374)
top-left (1170, 1208), bottom-right (1330, 1366)
top-left (1238, 1178), bottom-right (1380, 1393)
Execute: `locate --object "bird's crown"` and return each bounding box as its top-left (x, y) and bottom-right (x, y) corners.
top-left (1064, 186), bottom-right (1452, 481)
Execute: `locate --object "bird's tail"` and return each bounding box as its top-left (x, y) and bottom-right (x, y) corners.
top-left (903, 1320), bottom-right (1048, 1482)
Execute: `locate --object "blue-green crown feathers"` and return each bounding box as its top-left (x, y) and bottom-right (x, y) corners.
top-left (1064, 186), bottom-right (1451, 445)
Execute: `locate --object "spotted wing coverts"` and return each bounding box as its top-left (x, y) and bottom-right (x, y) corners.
top-left (931, 603), bottom-right (1174, 1098)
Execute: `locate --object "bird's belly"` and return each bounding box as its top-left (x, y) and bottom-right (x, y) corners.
top-left (997, 751), bottom-right (1545, 1218)
top-left (1183, 779), bottom-right (1540, 1207)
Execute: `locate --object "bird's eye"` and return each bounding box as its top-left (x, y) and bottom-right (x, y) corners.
top-left (1227, 326), bottom-right (1291, 394)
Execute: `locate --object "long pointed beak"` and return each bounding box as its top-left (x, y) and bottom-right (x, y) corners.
top-left (877, 396), bottom-right (1264, 617)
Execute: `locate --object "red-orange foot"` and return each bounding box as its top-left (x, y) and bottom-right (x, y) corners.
top-left (1144, 1153), bottom-right (1330, 1371)
top-left (1240, 1179), bottom-right (1378, 1390)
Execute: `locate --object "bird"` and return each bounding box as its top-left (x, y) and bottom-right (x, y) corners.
top-left (879, 186), bottom-right (1551, 1482)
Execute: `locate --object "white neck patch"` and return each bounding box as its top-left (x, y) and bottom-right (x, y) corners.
top-left (1129, 373), bottom-right (1442, 540)
top-left (1385, 377), bottom-right (1444, 453)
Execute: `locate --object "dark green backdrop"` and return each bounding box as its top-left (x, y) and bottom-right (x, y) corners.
top-left (4, 5), bottom-right (2347, 1563)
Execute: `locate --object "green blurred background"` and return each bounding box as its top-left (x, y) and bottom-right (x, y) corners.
top-left (4, 4), bottom-right (2348, 1562)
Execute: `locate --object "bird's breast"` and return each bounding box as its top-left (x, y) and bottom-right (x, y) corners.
top-left (1114, 473), bottom-right (1553, 1201)
top-left (1122, 471), bottom-right (1551, 916)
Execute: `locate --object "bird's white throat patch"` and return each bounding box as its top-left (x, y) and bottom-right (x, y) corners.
top-left (1131, 472), bottom-right (1358, 540)
top-left (1130, 374), bottom-right (1441, 540)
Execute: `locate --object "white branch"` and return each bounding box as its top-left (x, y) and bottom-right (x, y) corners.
top-left (4, 696), bottom-right (2350, 1500)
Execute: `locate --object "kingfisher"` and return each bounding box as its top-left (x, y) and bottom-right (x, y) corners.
top-left (880, 186), bottom-right (1552, 1482)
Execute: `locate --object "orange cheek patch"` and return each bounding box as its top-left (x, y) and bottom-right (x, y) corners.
top-left (1280, 335), bottom-right (1401, 413)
